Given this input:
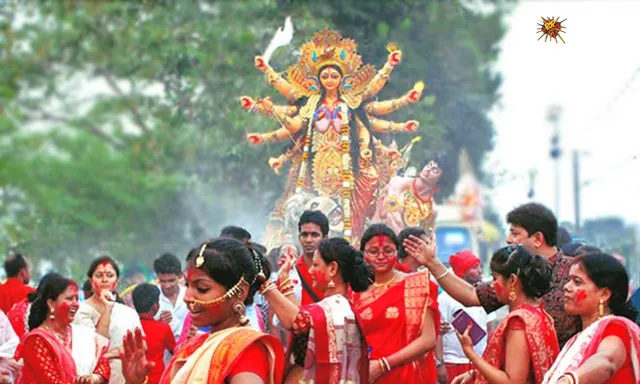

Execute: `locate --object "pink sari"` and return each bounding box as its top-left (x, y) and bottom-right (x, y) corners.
top-left (543, 316), bottom-right (640, 384)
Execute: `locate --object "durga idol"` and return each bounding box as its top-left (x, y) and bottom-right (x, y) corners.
top-left (240, 29), bottom-right (424, 246)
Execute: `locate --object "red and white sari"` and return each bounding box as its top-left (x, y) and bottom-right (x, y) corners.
top-left (289, 294), bottom-right (368, 383)
top-left (543, 316), bottom-right (640, 384)
top-left (473, 304), bottom-right (559, 384)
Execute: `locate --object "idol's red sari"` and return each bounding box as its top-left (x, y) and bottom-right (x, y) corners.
top-left (159, 327), bottom-right (284, 384)
top-left (350, 270), bottom-right (439, 383)
top-left (473, 304), bottom-right (559, 384)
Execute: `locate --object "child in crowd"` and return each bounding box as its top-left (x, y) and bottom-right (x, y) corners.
top-left (132, 283), bottom-right (176, 384)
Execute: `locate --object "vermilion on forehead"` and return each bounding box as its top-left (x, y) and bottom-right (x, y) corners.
top-left (367, 235), bottom-right (395, 249)
top-left (95, 263), bottom-right (116, 273)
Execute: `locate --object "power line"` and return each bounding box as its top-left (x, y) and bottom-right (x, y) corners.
top-left (582, 153), bottom-right (639, 187)
top-left (577, 64), bottom-right (640, 145)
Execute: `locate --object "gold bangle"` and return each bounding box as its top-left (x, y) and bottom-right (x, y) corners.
top-left (435, 269), bottom-right (450, 281)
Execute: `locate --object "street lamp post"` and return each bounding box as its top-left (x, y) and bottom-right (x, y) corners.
top-left (547, 105), bottom-right (562, 218)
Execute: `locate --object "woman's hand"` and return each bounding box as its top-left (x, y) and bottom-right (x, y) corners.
top-left (186, 325), bottom-right (198, 341)
top-left (74, 374), bottom-right (101, 384)
top-left (388, 50), bottom-right (402, 67)
top-left (277, 251), bottom-right (296, 283)
top-left (402, 234), bottom-right (437, 266)
top-left (451, 371), bottom-right (474, 384)
top-left (96, 289), bottom-right (116, 309)
top-left (254, 56), bottom-right (269, 73)
top-left (246, 133), bottom-right (265, 146)
top-left (404, 120), bottom-right (419, 132)
top-left (120, 328), bottom-right (154, 384)
top-left (455, 323), bottom-right (475, 358)
top-left (368, 360), bottom-right (385, 383)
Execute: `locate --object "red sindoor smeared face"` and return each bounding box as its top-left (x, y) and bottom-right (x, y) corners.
top-left (363, 235), bottom-right (397, 274)
top-left (92, 262), bottom-right (118, 293)
top-left (53, 284), bottom-right (79, 324)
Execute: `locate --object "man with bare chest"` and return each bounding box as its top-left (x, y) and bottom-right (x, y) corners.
top-left (372, 155), bottom-right (443, 234)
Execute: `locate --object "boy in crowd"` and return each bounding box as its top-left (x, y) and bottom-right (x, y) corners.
top-left (132, 283), bottom-right (176, 384)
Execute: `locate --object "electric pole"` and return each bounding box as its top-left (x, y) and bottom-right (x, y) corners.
top-left (573, 151), bottom-right (581, 235)
top-left (547, 105), bottom-right (562, 218)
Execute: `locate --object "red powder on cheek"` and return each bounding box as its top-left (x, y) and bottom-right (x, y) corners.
top-left (494, 281), bottom-right (503, 297)
top-left (58, 302), bottom-right (72, 318)
top-left (575, 289), bottom-right (587, 303)
top-left (313, 269), bottom-right (330, 287)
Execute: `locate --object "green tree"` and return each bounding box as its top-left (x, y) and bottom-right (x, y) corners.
top-left (0, 0), bottom-right (511, 278)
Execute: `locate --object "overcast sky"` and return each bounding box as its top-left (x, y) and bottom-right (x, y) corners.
top-left (487, 1), bottom-right (640, 228)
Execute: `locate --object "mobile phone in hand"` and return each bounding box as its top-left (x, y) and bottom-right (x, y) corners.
top-left (451, 309), bottom-right (487, 346)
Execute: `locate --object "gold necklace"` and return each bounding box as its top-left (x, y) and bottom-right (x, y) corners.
top-left (373, 275), bottom-right (396, 288)
top-left (43, 324), bottom-right (71, 348)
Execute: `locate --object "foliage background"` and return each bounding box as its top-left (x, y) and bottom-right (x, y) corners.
top-left (0, 0), bottom-right (514, 279)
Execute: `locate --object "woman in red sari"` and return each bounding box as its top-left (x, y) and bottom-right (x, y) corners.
top-left (16, 274), bottom-right (111, 384)
top-left (8, 272), bottom-right (61, 341)
top-left (263, 237), bottom-right (371, 383)
top-left (439, 245), bottom-right (560, 384)
top-left (543, 251), bottom-right (640, 384)
top-left (351, 223), bottom-right (439, 383)
top-left (119, 238), bottom-right (284, 384)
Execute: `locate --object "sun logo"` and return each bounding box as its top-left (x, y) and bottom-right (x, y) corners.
top-left (537, 16), bottom-right (567, 43)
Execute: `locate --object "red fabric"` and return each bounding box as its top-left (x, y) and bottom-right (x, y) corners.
top-left (17, 329), bottom-right (77, 384)
top-left (7, 298), bottom-right (29, 340)
top-left (0, 278), bottom-right (35, 314)
top-left (445, 363), bottom-right (473, 384)
top-left (139, 314), bottom-right (176, 384)
top-left (227, 342), bottom-right (269, 380)
top-left (161, 328), bottom-right (284, 384)
top-left (474, 304), bottom-right (559, 384)
top-left (351, 271), bottom-right (438, 383)
top-left (393, 262), bottom-right (412, 273)
top-left (296, 256), bottom-right (324, 305)
top-left (448, 250), bottom-right (480, 278)
top-left (598, 320), bottom-right (635, 383)
top-left (176, 312), bottom-right (193, 347)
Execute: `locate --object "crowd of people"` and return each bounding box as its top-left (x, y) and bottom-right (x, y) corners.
top-left (0, 202), bottom-right (638, 384)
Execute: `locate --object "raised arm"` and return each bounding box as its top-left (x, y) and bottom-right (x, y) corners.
top-left (365, 84), bottom-right (422, 116)
top-left (255, 56), bottom-right (298, 101)
top-left (403, 235), bottom-right (483, 308)
top-left (458, 318), bottom-right (532, 384)
top-left (361, 50), bottom-right (402, 100)
top-left (369, 116), bottom-right (419, 134)
top-left (557, 334), bottom-right (627, 384)
top-left (240, 96), bottom-right (299, 120)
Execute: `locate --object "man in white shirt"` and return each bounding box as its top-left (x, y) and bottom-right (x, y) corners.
top-left (153, 253), bottom-right (188, 341)
top-left (436, 250), bottom-right (492, 384)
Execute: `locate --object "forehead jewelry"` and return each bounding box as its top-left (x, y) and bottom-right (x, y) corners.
top-left (187, 276), bottom-right (248, 312)
top-left (195, 243), bottom-right (208, 268)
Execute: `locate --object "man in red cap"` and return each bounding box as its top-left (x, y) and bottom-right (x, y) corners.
top-left (435, 250), bottom-right (492, 384)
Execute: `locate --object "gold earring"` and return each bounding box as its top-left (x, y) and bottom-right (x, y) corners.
top-left (233, 301), bottom-right (249, 326)
top-left (599, 298), bottom-right (604, 319)
top-left (327, 273), bottom-right (336, 289)
top-left (49, 307), bottom-right (55, 320)
top-left (508, 288), bottom-right (517, 302)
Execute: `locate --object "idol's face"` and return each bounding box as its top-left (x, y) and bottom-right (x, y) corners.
top-left (319, 67), bottom-right (341, 92)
